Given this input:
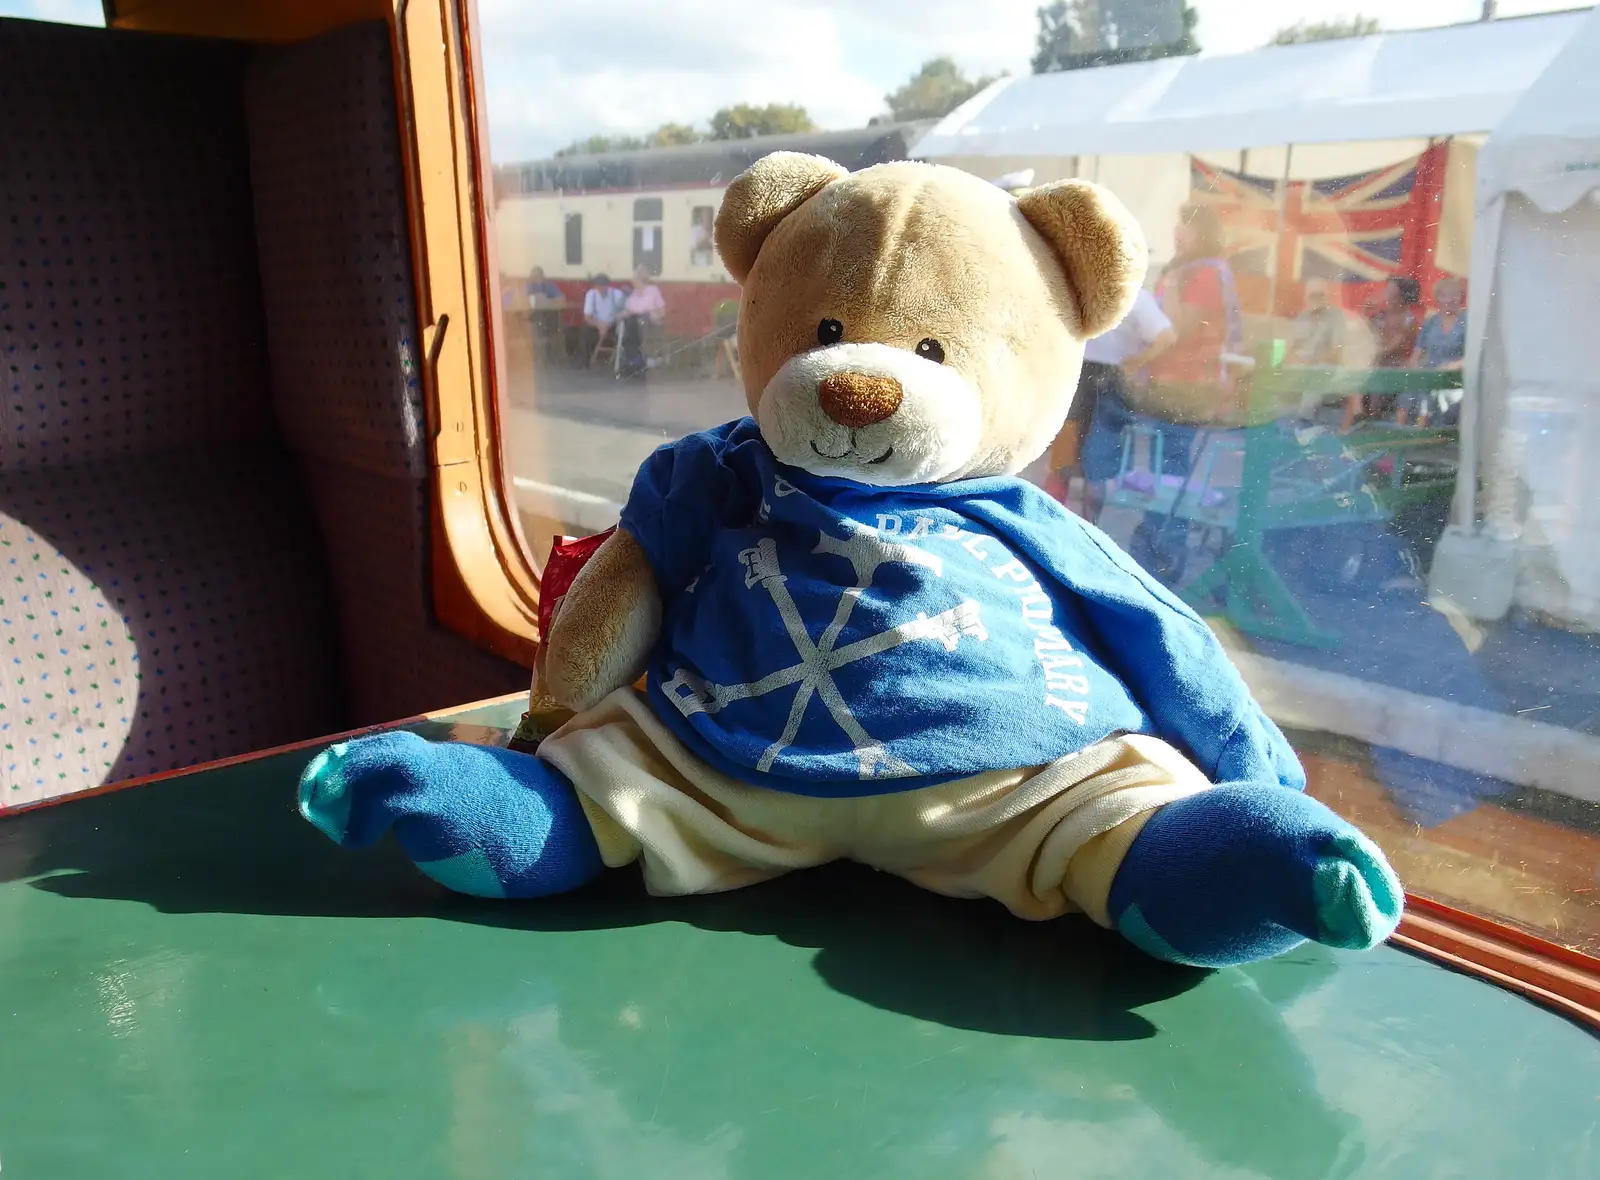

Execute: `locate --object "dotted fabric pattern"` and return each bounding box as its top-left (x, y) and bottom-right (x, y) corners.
top-left (0, 21), bottom-right (345, 805)
top-left (0, 450), bottom-right (343, 805)
top-left (244, 24), bottom-right (427, 482)
top-left (0, 20), bottom-right (275, 473)
top-left (245, 22), bottom-right (525, 724)
top-left (300, 460), bottom-right (525, 726)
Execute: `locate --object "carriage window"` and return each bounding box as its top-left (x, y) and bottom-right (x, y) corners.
top-left (632, 199), bottom-right (663, 277)
top-left (561, 212), bottom-right (582, 265)
top-left (477, 3), bottom-right (1600, 958)
top-left (690, 206), bottom-right (715, 267)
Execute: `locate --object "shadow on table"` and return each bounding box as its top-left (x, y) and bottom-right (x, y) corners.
top-left (8, 744), bottom-right (1368, 1178)
top-left (4, 744), bottom-right (1222, 1043)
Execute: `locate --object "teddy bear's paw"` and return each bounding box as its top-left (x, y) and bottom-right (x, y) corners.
top-left (1104, 784), bottom-right (1404, 969)
top-left (298, 731), bottom-right (603, 900)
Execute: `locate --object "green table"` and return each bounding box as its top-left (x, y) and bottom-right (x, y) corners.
top-left (2, 700), bottom-right (1597, 1179)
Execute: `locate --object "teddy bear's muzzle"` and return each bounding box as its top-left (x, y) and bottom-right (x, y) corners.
top-left (817, 371), bottom-right (903, 428)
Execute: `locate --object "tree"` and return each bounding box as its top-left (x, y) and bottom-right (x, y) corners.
top-left (550, 104), bottom-right (816, 160)
top-left (553, 122), bottom-right (706, 157)
top-left (1032, 0), bottom-right (1199, 73)
top-left (553, 133), bottom-right (647, 157)
top-left (649, 122), bottom-right (703, 147)
top-left (1269, 16), bottom-right (1381, 45)
top-left (883, 57), bottom-right (1001, 122)
top-left (707, 103), bottom-right (817, 140)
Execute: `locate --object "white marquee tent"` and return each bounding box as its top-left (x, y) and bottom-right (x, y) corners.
top-left (913, 11), bottom-right (1585, 160)
top-left (1451, 5), bottom-right (1600, 630)
top-left (912, 10), bottom-right (1586, 278)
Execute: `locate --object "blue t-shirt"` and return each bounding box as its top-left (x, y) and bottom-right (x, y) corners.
top-left (619, 418), bottom-right (1303, 798)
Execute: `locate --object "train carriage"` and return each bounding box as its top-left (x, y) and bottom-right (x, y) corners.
top-left (492, 122), bottom-right (934, 340)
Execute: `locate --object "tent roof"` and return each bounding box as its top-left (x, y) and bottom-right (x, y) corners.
top-left (1478, 6), bottom-right (1600, 211)
top-left (913, 10), bottom-right (1589, 161)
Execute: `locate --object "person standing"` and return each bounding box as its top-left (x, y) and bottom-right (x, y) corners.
top-left (1045, 286), bottom-right (1175, 515)
top-left (1080, 204), bottom-right (1241, 582)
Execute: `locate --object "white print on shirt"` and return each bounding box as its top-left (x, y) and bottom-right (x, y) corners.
top-left (662, 524), bottom-right (988, 779)
top-left (874, 511), bottom-right (1092, 725)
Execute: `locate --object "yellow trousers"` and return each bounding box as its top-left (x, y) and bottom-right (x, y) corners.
top-left (538, 689), bottom-right (1213, 927)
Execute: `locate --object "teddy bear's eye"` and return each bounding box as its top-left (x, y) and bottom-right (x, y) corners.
top-left (817, 319), bottom-right (844, 346)
top-left (916, 338), bottom-right (946, 364)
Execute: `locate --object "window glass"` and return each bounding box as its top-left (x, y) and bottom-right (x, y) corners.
top-left (479, 0), bottom-right (1600, 956)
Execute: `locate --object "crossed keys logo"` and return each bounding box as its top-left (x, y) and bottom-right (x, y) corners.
top-left (661, 525), bottom-right (989, 778)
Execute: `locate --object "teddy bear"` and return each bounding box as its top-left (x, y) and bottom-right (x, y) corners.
top-left (298, 153), bottom-right (1403, 970)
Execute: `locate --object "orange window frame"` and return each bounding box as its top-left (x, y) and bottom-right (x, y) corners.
top-left (105, 0), bottom-right (1600, 1031)
top-left (392, 0), bottom-right (543, 668)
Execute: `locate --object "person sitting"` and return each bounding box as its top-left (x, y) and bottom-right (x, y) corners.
top-left (1399, 276), bottom-right (1467, 426)
top-left (1343, 276), bottom-right (1421, 431)
top-left (527, 266), bottom-right (562, 302)
top-left (526, 266), bottom-right (565, 365)
top-left (580, 274), bottom-right (627, 369)
top-left (619, 265), bottom-right (666, 379)
top-left (1287, 277), bottom-right (1347, 367)
top-left (1080, 203), bottom-right (1242, 583)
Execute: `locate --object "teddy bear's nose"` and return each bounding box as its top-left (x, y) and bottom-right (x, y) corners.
top-left (817, 371), bottom-right (903, 428)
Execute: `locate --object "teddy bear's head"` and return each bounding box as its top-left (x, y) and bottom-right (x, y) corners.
top-left (713, 154), bottom-right (1148, 486)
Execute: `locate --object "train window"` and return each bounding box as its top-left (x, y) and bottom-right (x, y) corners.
top-left (475, 2), bottom-right (1600, 961)
top-left (563, 212), bottom-right (582, 265)
top-left (690, 206), bottom-right (715, 267)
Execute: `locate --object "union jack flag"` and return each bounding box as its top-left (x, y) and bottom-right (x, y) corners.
top-left (1188, 145), bottom-right (1444, 314)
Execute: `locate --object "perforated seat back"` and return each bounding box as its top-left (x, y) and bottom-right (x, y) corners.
top-left (1, 20), bottom-right (343, 805)
top-left (244, 22), bottom-right (525, 727)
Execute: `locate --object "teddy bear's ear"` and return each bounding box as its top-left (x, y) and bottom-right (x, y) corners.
top-left (714, 152), bottom-right (848, 283)
top-left (1016, 180), bottom-right (1149, 339)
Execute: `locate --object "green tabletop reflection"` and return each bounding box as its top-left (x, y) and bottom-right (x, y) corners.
top-left (1, 701), bottom-right (1595, 1179)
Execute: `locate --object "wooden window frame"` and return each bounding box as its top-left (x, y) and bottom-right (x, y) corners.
top-left (391, 0), bottom-right (543, 668)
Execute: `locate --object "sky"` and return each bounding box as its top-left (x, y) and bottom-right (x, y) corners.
top-left (5, 0), bottom-right (1589, 160)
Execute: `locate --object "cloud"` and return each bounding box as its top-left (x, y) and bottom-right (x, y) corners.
top-left (477, 0), bottom-right (1039, 162)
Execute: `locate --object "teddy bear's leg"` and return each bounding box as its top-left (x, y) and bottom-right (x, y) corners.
top-left (858, 734), bottom-right (1401, 969)
top-left (298, 731), bottom-right (604, 899)
top-left (1101, 783), bottom-right (1403, 968)
top-left (536, 688), bottom-right (840, 897)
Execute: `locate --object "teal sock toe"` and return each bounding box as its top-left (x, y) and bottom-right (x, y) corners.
top-left (1312, 832), bottom-right (1404, 949)
top-left (414, 849), bottom-right (508, 899)
top-left (294, 731), bottom-right (603, 899)
top-left (298, 742), bottom-right (355, 843)
top-left (1107, 784), bottom-right (1405, 969)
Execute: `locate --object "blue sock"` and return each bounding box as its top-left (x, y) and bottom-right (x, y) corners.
top-left (298, 731), bottom-right (604, 899)
top-left (1107, 785), bottom-right (1403, 969)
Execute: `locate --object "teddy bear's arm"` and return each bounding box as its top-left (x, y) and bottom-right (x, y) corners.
top-left (543, 528), bottom-right (662, 713)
